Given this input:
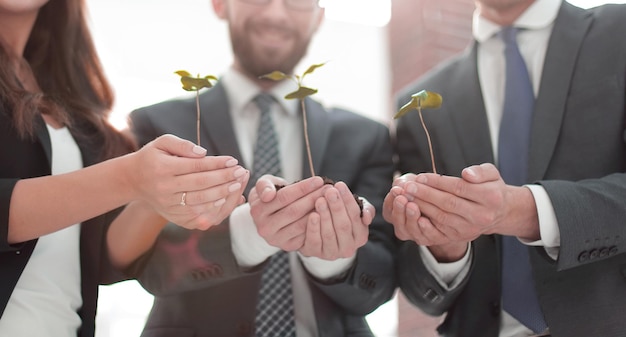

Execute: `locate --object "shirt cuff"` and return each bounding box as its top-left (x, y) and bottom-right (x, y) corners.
top-left (419, 244), bottom-right (471, 290)
top-left (298, 253), bottom-right (356, 281)
top-left (522, 185), bottom-right (561, 259)
top-left (230, 203), bottom-right (280, 268)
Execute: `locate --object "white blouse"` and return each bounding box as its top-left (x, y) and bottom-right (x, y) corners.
top-left (0, 125), bottom-right (83, 336)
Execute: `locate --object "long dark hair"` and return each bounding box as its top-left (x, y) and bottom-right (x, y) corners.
top-left (0, 0), bottom-right (135, 160)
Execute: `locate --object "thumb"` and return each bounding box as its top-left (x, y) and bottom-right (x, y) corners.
top-left (153, 134), bottom-right (207, 158)
top-left (462, 163), bottom-right (501, 183)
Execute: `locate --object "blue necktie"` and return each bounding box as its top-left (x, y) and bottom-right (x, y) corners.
top-left (251, 93), bottom-right (296, 337)
top-left (498, 27), bottom-right (548, 334)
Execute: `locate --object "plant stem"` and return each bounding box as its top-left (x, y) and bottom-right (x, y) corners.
top-left (301, 99), bottom-right (315, 177)
top-left (195, 90), bottom-right (201, 146)
top-left (418, 106), bottom-right (437, 174)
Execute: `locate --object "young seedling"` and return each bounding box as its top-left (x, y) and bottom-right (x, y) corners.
top-left (260, 63), bottom-right (366, 216)
top-left (259, 62), bottom-right (325, 178)
top-left (394, 90), bottom-right (443, 174)
top-left (174, 70), bottom-right (218, 146)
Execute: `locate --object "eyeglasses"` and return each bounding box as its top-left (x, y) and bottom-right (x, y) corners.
top-left (238, 0), bottom-right (319, 11)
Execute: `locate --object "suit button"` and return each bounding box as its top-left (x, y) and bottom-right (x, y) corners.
top-left (589, 249), bottom-right (599, 259)
top-left (609, 246), bottom-right (618, 256)
top-left (423, 288), bottom-right (441, 303)
top-left (599, 247), bottom-right (609, 258)
top-left (578, 250), bottom-right (590, 262)
top-left (359, 273), bottom-right (376, 290)
top-left (490, 301), bottom-right (500, 317)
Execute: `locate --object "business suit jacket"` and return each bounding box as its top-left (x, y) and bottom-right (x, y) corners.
top-left (0, 108), bottom-right (125, 337)
top-left (395, 2), bottom-right (626, 337)
top-left (128, 81), bottom-right (396, 337)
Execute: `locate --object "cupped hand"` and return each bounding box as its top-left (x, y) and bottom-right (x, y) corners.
top-left (299, 182), bottom-right (373, 260)
top-left (127, 134), bottom-right (249, 230)
top-left (249, 175), bottom-right (328, 251)
top-left (383, 173), bottom-right (439, 244)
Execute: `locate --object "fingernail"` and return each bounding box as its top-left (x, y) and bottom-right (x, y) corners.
top-left (225, 158), bottom-right (238, 167)
top-left (465, 167), bottom-right (476, 177)
top-left (261, 187), bottom-right (273, 199)
top-left (416, 175), bottom-right (427, 183)
top-left (228, 182), bottom-right (242, 192)
top-left (192, 145), bottom-right (207, 155)
top-left (234, 167), bottom-right (246, 178)
top-left (407, 183), bottom-right (418, 195)
top-left (214, 198), bottom-right (226, 207)
top-left (406, 207), bottom-right (416, 217)
top-left (394, 199), bottom-right (404, 209)
top-left (311, 176), bottom-right (323, 187)
top-left (338, 183), bottom-right (349, 195)
top-left (328, 190), bottom-right (339, 202)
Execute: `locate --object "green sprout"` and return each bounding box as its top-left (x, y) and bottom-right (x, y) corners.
top-left (394, 90), bottom-right (443, 174)
top-left (260, 62), bottom-right (326, 177)
top-left (175, 70), bottom-right (218, 146)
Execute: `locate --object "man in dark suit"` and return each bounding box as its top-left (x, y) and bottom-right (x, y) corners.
top-left (384, 0), bottom-right (626, 336)
top-left (126, 0), bottom-right (396, 336)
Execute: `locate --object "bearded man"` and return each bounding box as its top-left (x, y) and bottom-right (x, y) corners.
top-left (126, 1), bottom-right (397, 336)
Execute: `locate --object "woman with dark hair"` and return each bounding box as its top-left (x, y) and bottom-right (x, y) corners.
top-left (0, 0), bottom-right (249, 336)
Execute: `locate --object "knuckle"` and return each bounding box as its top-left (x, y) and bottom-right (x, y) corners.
top-left (475, 212), bottom-right (496, 227)
top-left (432, 210), bottom-right (449, 227)
top-left (256, 225), bottom-right (271, 238)
top-left (357, 235), bottom-right (368, 247)
top-left (339, 249), bottom-right (353, 259)
top-left (484, 189), bottom-right (504, 206)
top-left (321, 231), bottom-right (335, 241)
top-left (453, 179), bottom-right (466, 197)
top-left (283, 242), bottom-right (299, 251)
top-left (444, 194), bottom-right (458, 212)
top-left (283, 204), bottom-right (301, 220)
top-left (276, 190), bottom-right (291, 206)
top-left (336, 221), bottom-right (351, 233)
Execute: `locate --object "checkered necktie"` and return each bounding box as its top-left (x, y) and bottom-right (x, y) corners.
top-left (251, 93), bottom-right (296, 337)
top-left (498, 26), bottom-right (548, 334)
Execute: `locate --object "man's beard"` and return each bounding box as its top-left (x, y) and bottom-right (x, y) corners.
top-left (229, 21), bottom-right (312, 78)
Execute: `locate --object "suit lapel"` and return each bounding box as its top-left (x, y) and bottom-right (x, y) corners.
top-left (449, 44), bottom-right (494, 168)
top-left (199, 83), bottom-right (245, 165)
top-left (301, 98), bottom-right (330, 178)
top-left (529, 2), bottom-right (591, 181)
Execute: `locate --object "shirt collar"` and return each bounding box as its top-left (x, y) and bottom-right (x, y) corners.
top-left (221, 67), bottom-right (300, 117)
top-left (472, 0), bottom-right (561, 43)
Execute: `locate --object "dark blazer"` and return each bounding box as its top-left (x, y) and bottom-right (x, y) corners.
top-left (395, 2), bottom-right (626, 337)
top-left (128, 82), bottom-right (396, 337)
top-left (0, 108), bottom-right (124, 337)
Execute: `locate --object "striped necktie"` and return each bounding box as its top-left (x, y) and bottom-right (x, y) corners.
top-left (251, 93), bottom-right (296, 337)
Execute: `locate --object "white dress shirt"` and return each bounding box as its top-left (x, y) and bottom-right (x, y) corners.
top-left (224, 68), bottom-right (356, 337)
top-left (419, 0), bottom-right (564, 336)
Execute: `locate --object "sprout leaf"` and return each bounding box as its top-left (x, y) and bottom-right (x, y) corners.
top-left (174, 70), bottom-right (218, 146)
top-left (260, 71), bottom-right (289, 81)
top-left (393, 90), bottom-right (442, 119)
top-left (285, 86), bottom-right (318, 100)
top-left (302, 62), bottom-right (326, 78)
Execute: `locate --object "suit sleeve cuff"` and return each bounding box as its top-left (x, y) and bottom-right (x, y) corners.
top-left (419, 244), bottom-right (471, 290)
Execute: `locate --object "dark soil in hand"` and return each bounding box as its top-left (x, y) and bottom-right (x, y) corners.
top-left (276, 176), bottom-right (363, 217)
